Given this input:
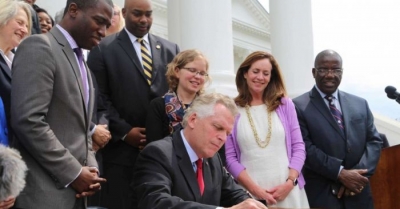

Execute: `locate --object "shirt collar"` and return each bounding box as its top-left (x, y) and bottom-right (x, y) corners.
top-left (56, 24), bottom-right (79, 49)
top-left (180, 130), bottom-right (200, 163)
top-left (124, 27), bottom-right (150, 44)
top-left (315, 85), bottom-right (339, 100)
top-left (0, 49), bottom-right (13, 69)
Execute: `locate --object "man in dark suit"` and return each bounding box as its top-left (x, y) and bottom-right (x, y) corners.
top-left (22, 0), bottom-right (41, 34)
top-left (133, 93), bottom-right (267, 209)
top-left (87, 0), bottom-right (179, 208)
top-left (293, 49), bottom-right (382, 209)
top-left (10, 0), bottom-right (113, 208)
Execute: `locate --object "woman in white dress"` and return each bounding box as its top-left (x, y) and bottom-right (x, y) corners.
top-left (225, 51), bottom-right (309, 208)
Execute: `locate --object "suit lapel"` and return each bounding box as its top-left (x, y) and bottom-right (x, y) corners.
top-left (117, 30), bottom-right (147, 82)
top-left (49, 27), bottom-right (88, 124)
top-left (148, 34), bottom-right (162, 84)
top-left (202, 158), bottom-right (213, 201)
top-left (338, 91), bottom-right (351, 138)
top-left (309, 87), bottom-right (346, 140)
top-left (173, 132), bottom-right (202, 202)
top-left (84, 61), bottom-right (94, 126)
top-left (0, 56), bottom-right (11, 81)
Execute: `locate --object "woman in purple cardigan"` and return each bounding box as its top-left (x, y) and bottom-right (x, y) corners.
top-left (225, 51), bottom-right (309, 208)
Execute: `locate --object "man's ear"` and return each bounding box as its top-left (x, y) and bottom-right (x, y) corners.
top-left (67, 3), bottom-right (79, 18)
top-left (122, 7), bottom-right (127, 19)
top-left (187, 113), bottom-right (197, 129)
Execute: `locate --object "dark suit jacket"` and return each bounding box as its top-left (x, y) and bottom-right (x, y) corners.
top-left (0, 56), bottom-right (11, 144)
top-left (132, 130), bottom-right (250, 209)
top-left (87, 29), bottom-right (179, 166)
top-left (29, 5), bottom-right (41, 35)
top-left (293, 87), bottom-right (382, 209)
top-left (11, 27), bottom-right (97, 209)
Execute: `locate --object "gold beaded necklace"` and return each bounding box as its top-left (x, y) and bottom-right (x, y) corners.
top-left (245, 104), bottom-right (272, 148)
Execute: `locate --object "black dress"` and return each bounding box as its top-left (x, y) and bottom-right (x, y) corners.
top-left (146, 97), bottom-right (170, 144)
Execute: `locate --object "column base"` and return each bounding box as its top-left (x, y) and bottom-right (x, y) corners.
top-left (205, 72), bottom-right (238, 98)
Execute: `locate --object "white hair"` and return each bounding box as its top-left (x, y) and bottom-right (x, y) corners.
top-left (0, 0), bottom-right (32, 35)
top-left (0, 145), bottom-right (28, 201)
top-left (182, 93), bottom-right (238, 128)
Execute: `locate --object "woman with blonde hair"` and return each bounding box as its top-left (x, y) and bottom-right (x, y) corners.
top-left (225, 51), bottom-right (309, 208)
top-left (106, 4), bottom-right (125, 35)
top-left (0, 2), bottom-right (31, 208)
top-left (0, 0), bottom-right (31, 147)
top-left (0, 0), bottom-right (31, 60)
top-left (146, 49), bottom-right (210, 143)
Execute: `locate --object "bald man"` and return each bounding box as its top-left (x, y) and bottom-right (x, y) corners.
top-left (293, 49), bottom-right (382, 209)
top-left (87, 0), bottom-right (179, 208)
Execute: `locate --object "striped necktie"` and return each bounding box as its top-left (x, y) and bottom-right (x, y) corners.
top-left (325, 95), bottom-right (345, 132)
top-left (137, 38), bottom-right (152, 85)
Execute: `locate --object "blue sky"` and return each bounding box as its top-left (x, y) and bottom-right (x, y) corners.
top-left (260, 0), bottom-right (400, 121)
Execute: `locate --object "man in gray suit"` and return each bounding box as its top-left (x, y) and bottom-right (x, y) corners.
top-left (11, 0), bottom-right (113, 208)
top-left (293, 49), bottom-right (382, 209)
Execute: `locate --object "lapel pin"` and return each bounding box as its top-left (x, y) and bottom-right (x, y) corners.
top-left (156, 44), bottom-right (161, 49)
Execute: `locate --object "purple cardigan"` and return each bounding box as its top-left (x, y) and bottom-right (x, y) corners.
top-left (225, 97), bottom-right (306, 188)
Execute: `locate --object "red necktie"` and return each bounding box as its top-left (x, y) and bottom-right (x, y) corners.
top-left (196, 159), bottom-right (204, 195)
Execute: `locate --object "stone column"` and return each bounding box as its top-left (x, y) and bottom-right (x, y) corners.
top-left (167, 0), bottom-right (237, 97)
top-left (269, 0), bottom-right (315, 97)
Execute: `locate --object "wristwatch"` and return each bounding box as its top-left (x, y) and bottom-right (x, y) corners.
top-left (286, 177), bottom-right (298, 186)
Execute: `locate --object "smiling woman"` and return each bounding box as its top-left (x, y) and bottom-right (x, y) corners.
top-left (225, 51), bottom-right (309, 208)
top-left (145, 49), bottom-right (210, 144)
top-left (0, 0), bottom-right (32, 57)
top-left (0, 0), bottom-right (32, 142)
top-left (35, 7), bottom-right (54, 34)
top-left (0, 0), bottom-right (32, 208)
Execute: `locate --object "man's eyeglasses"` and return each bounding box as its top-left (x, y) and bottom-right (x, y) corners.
top-left (181, 67), bottom-right (208, 77)
top-left (315, 68), bottom-right (343, 76)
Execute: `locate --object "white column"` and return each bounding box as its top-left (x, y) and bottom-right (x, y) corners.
top-left (167, 0), bottom-right (237, 97)
top-left (269, 0), bottom-right (314, 98)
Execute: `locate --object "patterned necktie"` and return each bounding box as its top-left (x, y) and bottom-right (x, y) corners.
top-left (73, 48), bottom-right (88, 106)
top-left (196, 159), bottom-right (204, 195)
top-left (137, 38), bottom-right (152, 85)
top-left (325, 95), bottom-right (345, 131)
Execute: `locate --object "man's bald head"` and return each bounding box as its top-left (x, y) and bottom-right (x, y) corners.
top-left (314, 49), bottom-right (342, 67)
top-left (123, 0), bottom-right (153, 37)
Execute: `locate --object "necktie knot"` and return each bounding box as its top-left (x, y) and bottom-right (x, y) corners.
top-left (73, 48), bottom-right (82, 57)
top-left (196, 159), bottom-right (203, 170)
top-left (73, 48), bottom-right (83, 63)
top-left (325, 95), bottom-right (337, 106)
top-left (324, 95), bottom-right (333, 103)
top-left (137, 38), bottom-right (143, 44)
